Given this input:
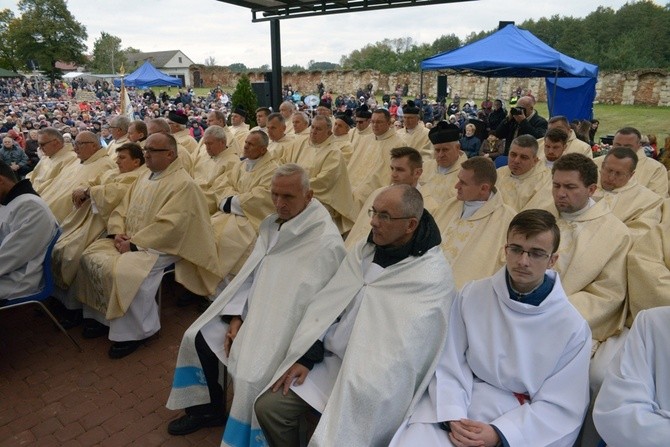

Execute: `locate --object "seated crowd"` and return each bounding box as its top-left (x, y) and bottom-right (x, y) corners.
top-left (1, 85), bottom-right (669, 447)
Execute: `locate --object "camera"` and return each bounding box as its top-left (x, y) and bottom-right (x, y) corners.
top-left (511, 107), bottom-right (525, 117)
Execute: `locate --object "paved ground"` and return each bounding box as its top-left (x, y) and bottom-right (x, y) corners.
top-left (0, 276), bottom-right (228, 447)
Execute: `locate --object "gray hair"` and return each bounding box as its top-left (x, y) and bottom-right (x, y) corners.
top-left (203, 125), bottom-right (227, 143)
top-left (273, 163), bottom-right (310, 193)
top-left (38, 127), bottom-right (64, 143)
top-left (267, 112), bottom-right (285, 125)
top-left (292, 111), bottom-right (309, 125)
top-left (147, 118), bottom-right (171, 134)
top-left (385, 184), bottom-right (423, 219)
top-left (250, 129), bottom-right (269, 148)
top-left (110, 115), bottom-right (130, 133)
top-left (312, 115), bottom-right (332, 129)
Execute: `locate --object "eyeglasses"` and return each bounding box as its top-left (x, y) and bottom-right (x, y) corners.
top-left (38, 139), bottom-right (56, 147)
top-left (504, 244), bottom-right (552, 261)
top-left (368, 209), bottom-right (413, 223)
top-left (142, 146), bottom-right (171, 153)
top-left (600, 167), bottom-right (631, 180)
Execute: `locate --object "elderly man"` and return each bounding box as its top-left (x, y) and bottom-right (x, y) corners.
top-left (53, 143), bottom-right (147, 297)
top-left (75, 133), bottom-right (221, 358)
top-left (432, 156), bottom-right (516, 289)
top-left (229, 106), bottom-right (251, 149)
top-left (595, 126), bottom-right (668, 197)
top-left (0, 136), bottom-right (29, 177)
top-left (250, 107), bottom-right (271, 133)
top-left (191, 125), bottom-right (240, 212)
top-left (105, 115), bottom-right (131, 159)
top-left (290, 112), bottom-right (311, 147)
top-left (538, 116), bottom-right (592, 164)
top-left (348, 108), bottom-right (405, 213)
top-left (391, 209), bottom-right (591, 447)
top-left (280, 115), bottom-right (354, 234)
top-left (26, 128), bottom-right (78, 194)
top-left (331, 111), bottom-right (354, 164)
top-left (495, 95), bottom-right (548, 152)
top-left (496, 134), bottom-right (553, 212)
top-left (167, 110), bottom-right (198, 155)
top-left (0, 160), bottom-right (58, 300)
top-left (208, 131), bottom-right (279, 286)
top-left (39, 131), bottom-right (116, 223)
top-left (594, 306), bottom-right (670, 446)
top-left (255, 185), bottom-right (456, 447)
top-left (166, 165), bottom-right (346, 444)
top-left (399, 100), bottom-right (432, 159)
top-left (193, 110), bottom-right (242, 168)
top-left (420, 122), bottom-right (468, 203)
top-left (593, 146), bottom-right (662, 240)
top-left (266, 113), bottom-right (295, 159)
top-left (279, 101), bottom-right (296, 135)
top-left (346, 146), bottom-right (437, 249)
top-left (348, 104), bottom-right (373, 151)
top-left (627, 200), bottom-right (670, 326)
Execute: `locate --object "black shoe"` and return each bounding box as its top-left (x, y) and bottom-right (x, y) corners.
top-left (59, 308), bottom-right (83, 329)
top-left (82, 319), bottom-right (109, 339)
top-left (177, 291), bottom-right (204, 307)
top-left (108, 339), bottom-right (146, 359)
top-left (198, 299), bottom-right (212, 313)
top-left (167, 413), bottom-right (226, 436)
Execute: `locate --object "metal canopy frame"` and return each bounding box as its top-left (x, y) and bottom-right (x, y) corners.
top-left (215, 0), bottom-right (476, 108)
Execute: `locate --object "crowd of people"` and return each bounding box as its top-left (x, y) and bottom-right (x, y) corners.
top-left (1, 75), bottom-right (670, 447)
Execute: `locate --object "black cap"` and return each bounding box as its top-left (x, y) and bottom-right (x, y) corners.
top-left (428, 121), bottom-right (461, 144)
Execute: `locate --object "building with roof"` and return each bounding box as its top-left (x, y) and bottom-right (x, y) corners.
top-left (125, 50), bottom-right (194, 88)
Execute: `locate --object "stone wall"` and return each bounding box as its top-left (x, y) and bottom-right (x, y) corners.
top-left (190, 65), bottom-right (670, 106)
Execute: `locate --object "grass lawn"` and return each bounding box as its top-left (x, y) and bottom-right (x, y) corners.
top-left (534, 102), bottom-right (670, 142)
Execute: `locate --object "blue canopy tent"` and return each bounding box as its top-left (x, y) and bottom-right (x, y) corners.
top-left (421, 24), bottom-right (599, 120)
top-left (113, 61), bottom-right (182, 88)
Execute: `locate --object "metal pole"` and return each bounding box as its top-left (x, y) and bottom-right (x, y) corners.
top-left (270, 19), bottom-right (282, 110)
top-left (420, 70), bottom-right (423, 98)
top-left (550, 69), bottom-right (559, 117)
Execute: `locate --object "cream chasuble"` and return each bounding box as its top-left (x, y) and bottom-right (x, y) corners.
top-left (420, 152), bottom-right (468, 204)
top-left (173, 128), bottom-right (198, 155)
top-left (627, 199), bottom-right (670, 325)
top-left (105, 135), bottom-right (129, 160)
top-left (268, 134), bottom-right (295, 161)
top-left (230, 124), bottom-right (250, 150)
top-left (53, 166), bottom-right (148, 288)
top-left (400, 124), bottom-right (433, 159)
top-left (432, 192), bottom-right (516, 289)
top-left (39, 149), bottom-right (116, 223)
top-left (348, 128), bottom-right (404, 215)
top-left (496, 161), bottom-right (553, 213)
top-left (331, 134), bottom-right (354, 165)
top-left (209, 153), bottom-right (279, 279)
top-left (76, 160), bottom-right (221, 319)
top-left (281, 135), bottom-right (356, 234)
top-left (554, 200), bottom-right (631, 343)
top-left (192, 148), bottom-right (240, 214)
top-left (26, 146), bottom-right (78, 194)
top-left (593, 179), bottom-right (662, 240)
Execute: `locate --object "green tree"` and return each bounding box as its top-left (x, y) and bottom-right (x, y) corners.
top-left (90, 32), bottom-right (126, 74)
top-left (12, 0), bottom-right (88, 80)
top-left (0, 9), bottom-right (22, 72)
top-left (307, 61), bottom-right (338, 70)
top-left (231, 74), bottom-right (258, 128)
top-left (228, 63), bottom-right (248, 72)
top-left (430, 34), bottom-right (461, 54)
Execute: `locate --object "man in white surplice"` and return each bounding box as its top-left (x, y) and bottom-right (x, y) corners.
top-left (166, 164), bottom-right (346, 445)
top-left (255, 184), bottom-right (456, 447)
top-left (390, 209), bottom-right (591, 447)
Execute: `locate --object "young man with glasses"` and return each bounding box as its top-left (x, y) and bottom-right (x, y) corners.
top-left (390, 209), bottom-right (591, 447)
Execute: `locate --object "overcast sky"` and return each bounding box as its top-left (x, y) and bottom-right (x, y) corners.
top-left (3, 0), bottom-right (648, 67)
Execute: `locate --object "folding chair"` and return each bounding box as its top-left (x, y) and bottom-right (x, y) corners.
top-left (0, 228), bottom-right (82, 351)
